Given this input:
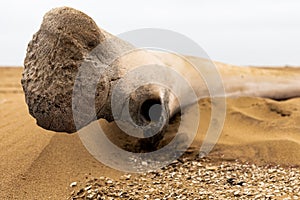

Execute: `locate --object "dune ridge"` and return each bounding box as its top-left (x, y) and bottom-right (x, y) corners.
top-left (1, 66), bottom-right (300, 198)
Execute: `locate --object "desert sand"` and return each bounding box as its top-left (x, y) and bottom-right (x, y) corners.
top-left (1, 63), bottom-right (300, 199)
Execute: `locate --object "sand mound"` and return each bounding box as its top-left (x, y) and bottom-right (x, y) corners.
top-left (1, 67), bottom-right (300, 199)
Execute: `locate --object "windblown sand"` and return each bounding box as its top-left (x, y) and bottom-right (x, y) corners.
top-left (1, 67), bottom-right (300, 199)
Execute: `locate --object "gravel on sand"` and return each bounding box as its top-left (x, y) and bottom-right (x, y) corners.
top-left (69, 157), bottom-right (300, 200)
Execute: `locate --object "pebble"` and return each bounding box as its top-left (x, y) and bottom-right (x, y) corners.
top-left (70, 182), bottom-right (77, 187)
top-left (141, 161), bottom-right (148, 166)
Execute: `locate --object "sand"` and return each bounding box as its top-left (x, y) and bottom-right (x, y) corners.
top-left (1, 66), bottom-right (300, 199)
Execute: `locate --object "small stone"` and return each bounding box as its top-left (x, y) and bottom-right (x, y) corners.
top-left (70, 182), bottom-right (77, 187)
top-left (124, 174), bottom-right (131, 180)
top-left (84, 185), bottom-right (92, 191)
top-left (233, 191), bottom-right (240, 196)
top-left (206, 166), bottom-right (218, 171)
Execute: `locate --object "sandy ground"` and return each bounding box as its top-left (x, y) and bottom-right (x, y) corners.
top-left (1, 67), bottom-right (300, 199)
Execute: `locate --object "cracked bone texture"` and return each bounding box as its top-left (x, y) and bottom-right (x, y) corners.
top-left (22, 7), bottom-right (107, 132)
top-left (22, 7), bottom-right (173, 135)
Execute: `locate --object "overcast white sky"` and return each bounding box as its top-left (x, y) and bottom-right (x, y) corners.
top-left (1, 0), bottom-right (300, 66)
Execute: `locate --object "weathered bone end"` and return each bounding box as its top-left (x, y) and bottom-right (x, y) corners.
top-left (22, 7), bottom-right (107, 133)
top-left (21, 7), bottom-right (175, 152)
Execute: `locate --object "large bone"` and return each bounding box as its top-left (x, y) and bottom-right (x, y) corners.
top-left (22, 7), bottom-right (300, 146)
top-left (21, 7), bottom-right (180, 149)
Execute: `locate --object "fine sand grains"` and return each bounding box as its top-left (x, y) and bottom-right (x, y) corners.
top-left (1, 67), bottom-right (300, 199)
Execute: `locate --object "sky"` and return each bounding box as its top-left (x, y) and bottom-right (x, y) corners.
top-left (1, 0), bottom-right (300, 66)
